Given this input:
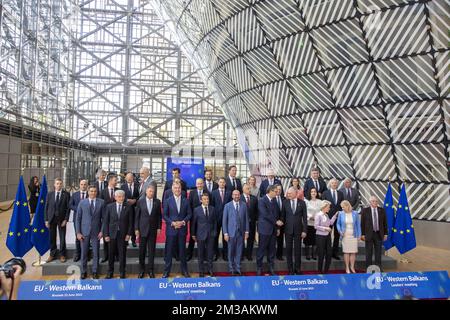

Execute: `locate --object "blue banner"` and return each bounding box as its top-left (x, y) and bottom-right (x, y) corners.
top-left (166, 157), bottom-right (205, 189)
top-left (18, 271), bottom-right (450, 300)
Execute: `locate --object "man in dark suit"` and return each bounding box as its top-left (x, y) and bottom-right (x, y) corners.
top-left (45, 178), bottom-right (71, 263)
top-left (164, 167), bottom-right (187, 193)
top-left (99, 175), bottom-right (118, 263)
top-left (304, 168), bottom-right (327, 199)
top-left (241, 183), bottom-right (258, 261)
top-left (257, 185), bottom-right (283, 275)
top-left (211, 177), bottom-right (232, 261)
top-left (273, 184), bottom-right (285, 260)
top-left (163, 178), bottom-right (187, 202)
top-left (122, 172), bottom-right (139, 247)
top-left (322, 178), bottom-right (344, 260)
top-left (281, 187), bottom-right (307, 275)
top-left (361, 196), bottom-right (388, 271)
top-left (135, 184), bottom-right (161, 278)
top-left (103, 190), bottom-right (133, 279)
top-left (75, 186), bottom-right (105, 279)
top-left (93, 169), bottom-right (108, 195)
top-left (339, 178), bottom-right (360, 210)
top-left (69, 179), bottom-right (88, 262)
top-left (204, 168), bottom-right (218, 194)
top-left (187, 178), bottom-right (210, 261)
top-left (192, 193), bottom-right (217, 277)
top-left (138, 167), bottom-right (158, 200)
top-left (163, 182), bottom-right (192, 278)
top-left (259, 168), bottom-right (283, 197)
top-left (225, 165), bottom-right (242, 193)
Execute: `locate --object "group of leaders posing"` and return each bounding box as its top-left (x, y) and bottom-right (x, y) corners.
top-left (37, 165), bottom-right (388, 280)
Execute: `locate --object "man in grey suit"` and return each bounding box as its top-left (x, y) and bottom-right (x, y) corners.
top-left (139, 167), bottom-right (158, 200)
top-left (339, 178), bottom-right (360, 210)
top-left (222, 190), bottom-right (249, 276)
top-left (75, 185), bottom-right (105, 280)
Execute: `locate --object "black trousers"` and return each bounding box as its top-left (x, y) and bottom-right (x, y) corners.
top-left (214, 221), bottom-right (228, 258)
top-left (276, 225), bottom-right (284, 258)
top-left (332, 220), bottom-right (340, 256)
top-left (365, 232), bottom-right (383, 270)
top-left (316, 234), bottom-right (332, 273)
top-left (245, 220), bottom-right (257, 258)
top-left (103, 237), bottom-right (109, 260)
top-left (257, 233), bottom-right (276, 270)
top-left (139, 233), bottom-right (157, 273)
top-left (108, 231), bottom-right (127, 274)
top-left (285, 233), bottom-right (302, 272)
top-left (197, 236), bottom-right (215, 273)
top-left (49, 217), bottom-right (66, 257)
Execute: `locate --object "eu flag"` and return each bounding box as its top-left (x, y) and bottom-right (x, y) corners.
top-left (383, 182), bottom-right (396, 250)
top-left (6, 176), bottom-right (33, 257)
top-left (31, 175), bottom-right (50, 256)
top-left (391, 183), bottom-right (416, 254)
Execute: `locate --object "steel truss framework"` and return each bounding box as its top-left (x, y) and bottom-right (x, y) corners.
top-left (72, 0), bottom-right (240, 158)
top-left (0, 0), bottom-right (76, 136)
top-left (150, 0), bottom-right (450, 221)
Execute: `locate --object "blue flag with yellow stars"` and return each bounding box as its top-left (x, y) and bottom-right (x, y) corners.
top-left (383, 182), bottom-right (396, 250)
top-left (391, 183), bottom-right (416, 254)
top-left (6, 176), bottom-right (33, 257)
top-left (31, 175), bottom-right (50, 256)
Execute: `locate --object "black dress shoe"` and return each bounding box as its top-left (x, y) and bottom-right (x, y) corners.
top-left (276, 256), bottom-right (284, 261)
top-left (236, 271), bottom-right (242, 276)
top-left (186, 255), bottom-right (192, 262)
top-left (288, 270), bottom-right (294, 275)
top-left (92, 273), bottom-right (99, 279)
top-left (256, 269), bottom-right (262, 276)
top-left (81, 272), bottom-right (87, 280)
top-left (208, 271), bottom-right (213, 277)
top-left (138, 272), bottom-right (145, 279)
top-left (100, 258), bottom-right (108, 263)
top-left (332, 255), bottom-right (341, 260)
top-left (213, 255), bottom-right (219, 261)
top-left (132, 242), bottom-right (137, 248)
top-left (73, 256), bottom-right (80, 262)
top-left (222, 256), bottom-right (228, 261)
top-left (148, 272), bottom-right (155, 278)
top-left (106, 272), bottom-right (113, 279)
top-left (269, 269), bottom-right (276, 276)
top-left (182, 272), bottom-right (190, 278)
top-left (247, 256), bottom-right (253, 261)
top-left (231, 271), bottom-right (236, 276)
top-left (296, 271), bottom-right (303, 275)
top-left (120, 273), bottom-right (126, 279)
top-left (162, 272), bottom-right (170, 278)
top-left (199, 272), bottom-right (205, 277)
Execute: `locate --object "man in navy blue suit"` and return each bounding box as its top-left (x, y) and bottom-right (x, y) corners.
top-left (257, 185), bottom-right (283, 276)
top-left (303, 168), bottom-right (327, 200)
top-left (163, 182), bottom-right (192, 278)
top-left (223, 190), bottom-right (249, 276)
top-left (225, 165), bottom-right (242, 193)
top-left (211, 177), bottom-right (232, 261)
top-left (187, 178), bottom-right (210, 261)
top-left (69, 179), bottom-right (88, 262)
top-left (259, 168), bottom-right (283, 197)
top-left (192, 193), bottom-right (217, 277)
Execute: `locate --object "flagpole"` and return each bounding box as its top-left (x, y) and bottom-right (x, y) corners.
top-left (32, 168), bottom-right (47, 268)
top-left (384, 176), bottom-right (392, 258)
